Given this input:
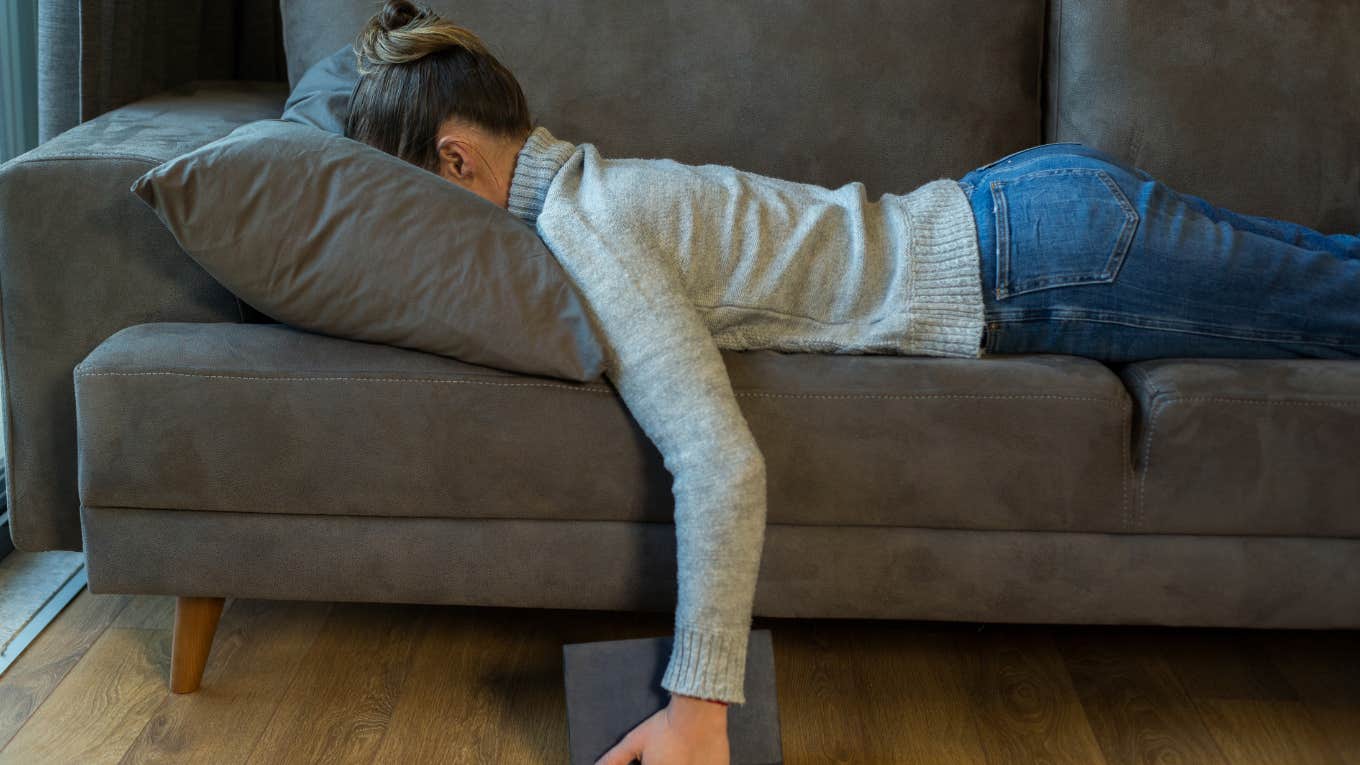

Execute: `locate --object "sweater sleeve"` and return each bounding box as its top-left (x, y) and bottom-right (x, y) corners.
top-left (537, 203), bottom-right (768, 705)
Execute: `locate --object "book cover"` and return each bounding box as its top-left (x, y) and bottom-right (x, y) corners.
top-left (563, 628), bottom-right (782, 764)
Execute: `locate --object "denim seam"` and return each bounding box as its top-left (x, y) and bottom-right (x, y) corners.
top-left (973, 142), bottom-right (1087, 177)
top-left (1138, 395), bottom-right (1360, 530)
top-left (985, 308), bottom-right (1360, 348)
top-left (992, 179), bottom-right (1011, 300)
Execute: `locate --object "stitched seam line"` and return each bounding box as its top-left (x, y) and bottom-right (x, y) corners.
top-left (736, 391), bottom-right (1118, 403)
top-left (1138, 397), bottom-right (1168, 532)
top-left (1123, 365), bottom-right (1158, 531)
top-left (7, 152), bottom-right (163, 166)
top-left (1150, 397), bottom-right (1360, 406)
top-left (76, 370), bottom-right (616, 394)
top-left (1120, 397), bottom-right (1131, 532)
top-left (75, 370), bottom-right (1130, 403)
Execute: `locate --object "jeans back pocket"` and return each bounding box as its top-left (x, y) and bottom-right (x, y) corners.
top-left (990, 167), bottom-right (1140, 299)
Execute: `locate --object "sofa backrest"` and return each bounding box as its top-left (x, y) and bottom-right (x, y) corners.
top-left (1046, 0), bottom-right (1360, 232)
top-left (280, 0), bottom-right (1045, 199)
top-left (283, 1), bottom-right (1359, 232)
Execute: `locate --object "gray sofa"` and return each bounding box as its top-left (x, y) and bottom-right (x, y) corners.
top-left (3, 0), bottom-right (1357, 694)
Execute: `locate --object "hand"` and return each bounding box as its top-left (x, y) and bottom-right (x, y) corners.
top-left (594, 693), bottom-right (731, 765)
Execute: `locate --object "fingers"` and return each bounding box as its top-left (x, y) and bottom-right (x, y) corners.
top-left (594, 741), bottom-right (640, 765)
top-left (594, 721), bottom-right (646, 765)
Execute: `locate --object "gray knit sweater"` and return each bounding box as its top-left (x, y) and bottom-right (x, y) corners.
top-left (506, 126), bottom-right (984, 704)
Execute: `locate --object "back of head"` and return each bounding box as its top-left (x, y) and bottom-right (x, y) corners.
top-left (345, 0), bottom-right (532, 173)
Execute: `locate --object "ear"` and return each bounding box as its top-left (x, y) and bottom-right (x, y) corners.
top-left (436, 136), bottom-right (474, 181)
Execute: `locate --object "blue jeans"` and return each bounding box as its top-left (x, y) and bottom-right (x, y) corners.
top-left (957, 143), bottom-right (1360, 361)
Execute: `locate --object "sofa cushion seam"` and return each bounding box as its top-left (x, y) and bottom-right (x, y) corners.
top-left (82, 505), bottom-right (1360, 540)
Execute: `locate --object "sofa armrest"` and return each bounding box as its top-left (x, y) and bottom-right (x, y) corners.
top-left (0, 80), bottom-right (288, 551)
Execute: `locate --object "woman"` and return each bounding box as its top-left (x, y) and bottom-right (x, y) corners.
top-left (345, 2), bottom-right (1360, 763)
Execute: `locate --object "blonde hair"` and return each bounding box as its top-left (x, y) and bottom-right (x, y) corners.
top-left (345, 0), bottom-right (532, 172)
top-left (355, 1), bottom-right (489, 73)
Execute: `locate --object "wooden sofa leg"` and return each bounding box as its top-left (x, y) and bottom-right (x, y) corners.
top-left (170, 596), bottom-right (225, 694)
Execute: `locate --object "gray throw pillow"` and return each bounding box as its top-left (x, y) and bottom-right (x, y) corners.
top-left (129, 118), bottom-right (607, 382)
top-left (281, 44), bottom-right (357, 134)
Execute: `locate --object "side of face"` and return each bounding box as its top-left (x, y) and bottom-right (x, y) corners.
top-left (434, 123), bottom-right (521, 209)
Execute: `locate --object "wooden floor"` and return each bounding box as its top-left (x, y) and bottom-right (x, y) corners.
top-left (0, 590), bottom-right (1355, 764)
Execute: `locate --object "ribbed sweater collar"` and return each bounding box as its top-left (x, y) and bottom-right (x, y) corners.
top-left (506, 125), bottom-right (576, 227)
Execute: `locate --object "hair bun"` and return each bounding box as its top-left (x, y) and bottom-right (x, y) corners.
top-left (356, 0), bottom-right (488, 71)
top-left (377, 0), bottom-right (427, 33)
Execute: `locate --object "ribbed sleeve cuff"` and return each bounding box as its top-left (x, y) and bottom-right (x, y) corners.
top-left (659, 621), bottom-right (750, 705)
top-left (506, 125), bottom-right (577, 227)
top-left (900, 179), bottom-right (986, 358)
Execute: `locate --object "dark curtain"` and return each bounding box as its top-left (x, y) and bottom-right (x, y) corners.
top-left (1, 0), bottom-right (40, 162)
top-left (37, 0), bottom-right (286, 143)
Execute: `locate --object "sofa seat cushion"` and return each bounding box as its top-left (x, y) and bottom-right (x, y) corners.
top-left (1121, 360), bottom-right (1360, 538)
top-left (75, 321), bottom-right (1134, 533)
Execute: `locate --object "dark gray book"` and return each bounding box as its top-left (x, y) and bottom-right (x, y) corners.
top-left (562, 628), bottom-right (783, 765)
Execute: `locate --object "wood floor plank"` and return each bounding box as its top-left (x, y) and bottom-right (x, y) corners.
top-left (116, 598), bottom-right (332, 765)
top-left (1160, 629), bottom-right (1299, 701)
top-left (242, 601), bottom-right (425, 765)
top-left (0, 626), bottom-right (170, 764)
top-left (959, 626), bottom-right (1106, 765)
top-left (1195, 699), bottom-right (1347, 765)
top-left (4, 593), bottom-right (1356, 764)
top-left (0, 589), bottom-right (132, 751)
top-left (1058, 628), bottom-right (1228, 765)
top-left (773, 618), bottom-right (881, 764)
top-left (371, 605), bottom-right (564, 764)
top-left (110, 594), bottom-right (181, 631)
top-left (1259, 631), bottom-right (1360, 765)
top-left (831, 619), bottom-right (991, 764)
top-left (1163, 629), bottom-right (1348, 765)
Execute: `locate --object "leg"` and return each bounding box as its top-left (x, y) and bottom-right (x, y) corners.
top-left (1164, 186), bottom-right (1360, 259)
top-left (963, 150), bottom-right (1360, 362)
top-left (170, 596), bottom-right (225, 693)
top-left (961, 143), bottom-right (1360, 258)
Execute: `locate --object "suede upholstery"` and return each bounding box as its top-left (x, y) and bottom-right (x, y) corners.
top-left (4, 0), bottom-right (1358, 633)
top-left (81, 507), bottom-right (1360, 629)
top-left (129, 119), bottom-right (608, 382)
top-left (75, 322), bottom-right (1132, 533)
top-left (0, 81), bottom-right (288, 550)
top-left (1120, 360), bottom-right (1360, 537)
top-left (1045, 0), bottom-right (1360, 233)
